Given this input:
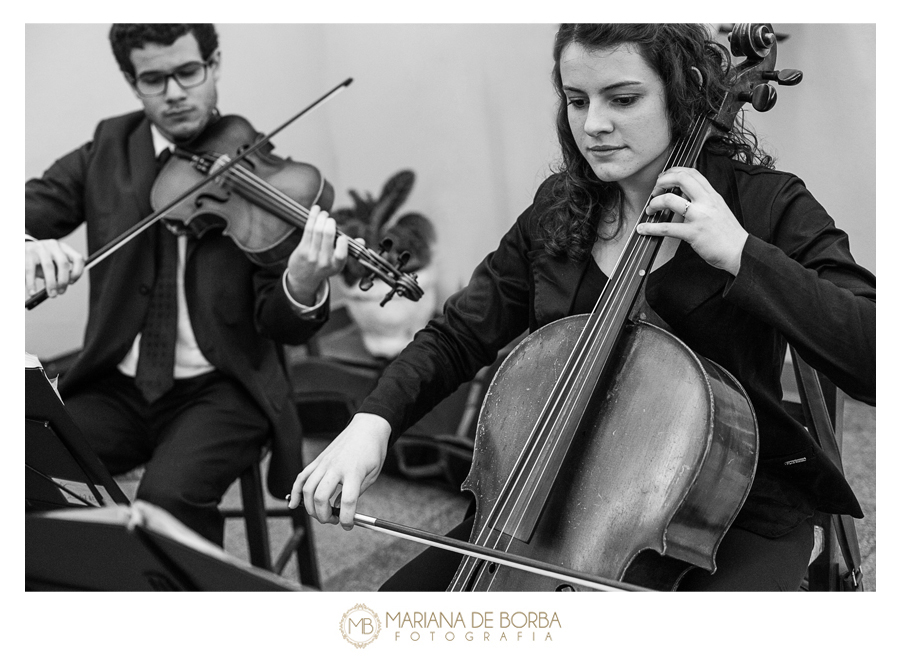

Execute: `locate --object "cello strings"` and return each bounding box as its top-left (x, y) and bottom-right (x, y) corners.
top-left (474, 123), bottom-right (712, 585)
top-left (517, 116), bottom-right (706, 480)
top-left (487, 115), bottom-right (704, 523)
top-left (498, 117), bottom-right (708, 522)
top-left (586, 115), bottom-right (707, 346)
top-left (458, 116), bottom-right (709, 589)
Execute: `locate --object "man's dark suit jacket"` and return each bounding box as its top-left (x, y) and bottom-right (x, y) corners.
top-left (26, 111), bottom-right (326, 495)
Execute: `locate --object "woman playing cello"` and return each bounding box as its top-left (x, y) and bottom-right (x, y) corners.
top-left (290, 23), bottom-right (875, 591)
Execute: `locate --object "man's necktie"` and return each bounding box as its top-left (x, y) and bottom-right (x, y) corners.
top-left (135, 149), bottom-right (178, 403)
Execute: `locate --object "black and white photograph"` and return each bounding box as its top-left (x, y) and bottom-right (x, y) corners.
top-left (20, 15), bottom-right (884, 655)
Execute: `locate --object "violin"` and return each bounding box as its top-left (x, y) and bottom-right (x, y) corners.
top-left (153, 114), bottom-right (335, 267)
top-left (321, 24), bottom-right (803, 592)
top-left (155, 115), bottom-right (424, 305)
top-left (25, 78), bottom-right (423, 310)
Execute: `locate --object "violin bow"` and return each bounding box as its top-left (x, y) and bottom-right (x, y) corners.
top-left (25, 78), bottom-right (354, 310)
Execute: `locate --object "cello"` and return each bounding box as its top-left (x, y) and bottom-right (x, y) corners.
top-left (319, 23), bottom-right (804, 592)
top-left (446, 23), bottom-right (803, 591)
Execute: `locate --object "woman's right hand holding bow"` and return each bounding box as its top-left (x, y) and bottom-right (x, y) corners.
top-left (289, 412), bottom-right (392, 529)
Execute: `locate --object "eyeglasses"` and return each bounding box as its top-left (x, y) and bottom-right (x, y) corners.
top-left (131, 60), bottom-right (211, 98)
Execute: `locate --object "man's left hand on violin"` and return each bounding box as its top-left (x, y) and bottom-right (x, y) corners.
top-left (284, 205), bottom-right (350, 305)
top-left (640, 167), bottom-right (750, 277)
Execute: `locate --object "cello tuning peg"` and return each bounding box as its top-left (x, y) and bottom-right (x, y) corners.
top-left (740, 84), bottom-right (778, 112)
top-left (763, 68), bottom-right (803, 86)
top-left (396, 250), bottom-right (411, 270)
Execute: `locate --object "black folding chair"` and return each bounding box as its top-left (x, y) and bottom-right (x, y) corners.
top-left (782, 346), bottom-right (865, 591)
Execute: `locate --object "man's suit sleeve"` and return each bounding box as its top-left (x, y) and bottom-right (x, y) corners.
top-left (26, 142), bottom-right (92, 239)
top-left (250, 264), bottom-right (329, 346)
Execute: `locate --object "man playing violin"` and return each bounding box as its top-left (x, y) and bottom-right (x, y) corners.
top-left (25, 24), bottom-right (348, 545)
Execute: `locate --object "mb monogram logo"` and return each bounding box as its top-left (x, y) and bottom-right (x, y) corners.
top-left (340, 604), bottom-right (382, 648)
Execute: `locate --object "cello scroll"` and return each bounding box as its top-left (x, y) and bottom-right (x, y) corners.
top-left (718, 24), bottom-right (802, 121)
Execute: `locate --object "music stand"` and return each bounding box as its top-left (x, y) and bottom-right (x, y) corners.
top-left (25, 362), bottom-right (129, 511)
top-left (26, 501), bottom-right (306, 591)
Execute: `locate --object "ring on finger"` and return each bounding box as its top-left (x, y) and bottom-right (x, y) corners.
top-left (682, 199), bottom-right (692, 216)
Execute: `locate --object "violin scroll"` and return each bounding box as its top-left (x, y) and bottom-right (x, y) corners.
top-left (355, 237), bottom-right (418, 306)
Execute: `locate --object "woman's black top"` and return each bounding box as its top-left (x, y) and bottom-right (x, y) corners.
top-left (358, 151), bottom-right (875, 538)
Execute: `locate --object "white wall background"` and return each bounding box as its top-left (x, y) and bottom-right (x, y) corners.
top-left (24, 24), bottom-right (876, 360)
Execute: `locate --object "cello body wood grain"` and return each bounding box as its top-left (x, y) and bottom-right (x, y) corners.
top-left (462, 317), bottom-right (757, 591)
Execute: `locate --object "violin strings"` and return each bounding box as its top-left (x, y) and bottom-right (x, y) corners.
top-left (216, 160), bottom-right (423, 302)
top-left (221, 162), bottom-right (423, 299)
top-left (458, 115), bottom-right (710, 589)
top-left (208, 155), bottom-right (379, 263)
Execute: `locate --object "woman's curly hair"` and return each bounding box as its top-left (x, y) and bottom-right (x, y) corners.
top-left (543, 23), bottom-right (773, 261)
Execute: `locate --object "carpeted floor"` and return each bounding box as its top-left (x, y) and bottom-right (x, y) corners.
top-left (208, 397), bottom-right (876, 592)
top-left (219, 439), bottom-right (471, 591)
